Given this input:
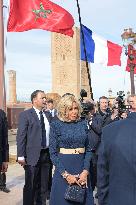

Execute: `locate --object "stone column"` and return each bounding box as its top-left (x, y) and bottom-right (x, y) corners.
top-left (7, 70), bottom-right (17, 104)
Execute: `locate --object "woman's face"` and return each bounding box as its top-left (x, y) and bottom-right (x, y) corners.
top-left (67, 102), bottom-right (79, 121)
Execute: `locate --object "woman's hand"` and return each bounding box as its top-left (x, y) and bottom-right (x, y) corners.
top-left (78, 170), bottom-right (89, 187)
top-left (66, 174), bottom-right (80, 186)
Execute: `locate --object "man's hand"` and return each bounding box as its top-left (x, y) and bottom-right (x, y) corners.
top-left (1, 162), bottom-right (8, 172)
top-left (18, 159), bottom-right (26, 167)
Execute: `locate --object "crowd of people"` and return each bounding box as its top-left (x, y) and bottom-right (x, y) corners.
top-left (0, 90), bottom-right (136, 205)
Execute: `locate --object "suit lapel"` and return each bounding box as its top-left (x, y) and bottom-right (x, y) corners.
top-left (30, 108), bottom-right (41, 126)
top-left (44, 111), bottom-right (52, 123)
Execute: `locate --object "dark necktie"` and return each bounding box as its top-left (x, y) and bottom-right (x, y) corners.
top-left (39, 111), bottom-right (46, 148)
top-left (50, 110), bottom-right (53, 117)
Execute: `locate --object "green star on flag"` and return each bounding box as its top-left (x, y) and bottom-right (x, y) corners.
top-left (32, 2), bottom-right (52, 20)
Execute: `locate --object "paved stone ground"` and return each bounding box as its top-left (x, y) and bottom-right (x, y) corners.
top-left (0, 131), bottom-right (98, 205)
top-left (0, 163), bottom-right (24, 205)
top-left (0, 163), bottom-right (49, 205)
top-left (0, 162), bottom-right (97, 205)
top-left (0, 163), bottom-right (97, 205)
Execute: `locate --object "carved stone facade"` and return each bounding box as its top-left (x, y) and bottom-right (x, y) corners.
top-left (46, 93), bottom-right (61, 107)
top-left (51, 27), bottom-right (91, 99)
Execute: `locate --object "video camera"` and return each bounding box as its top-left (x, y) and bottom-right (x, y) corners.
top-left (114, 91), bottom-right (131, 116)
top-left (79, 89), bottom-right (94, 119)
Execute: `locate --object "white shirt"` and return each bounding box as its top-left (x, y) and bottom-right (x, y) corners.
top-left (34, 106), bottom-right (50, 147)
top-left (49, 109), bottom-right (55, 117)
top-left (18, 106), bottom-right (50, 161)
top-left (49, 108), bottom-right (58, 117)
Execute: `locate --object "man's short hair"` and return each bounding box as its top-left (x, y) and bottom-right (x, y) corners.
top-left (99, 96), bottom-right (108, 101)
top-left (127, 94), bottom-right (136, 103)
top-left (47, 99), bottom-right (53, 104)
top-left (31, 90), bottom-right (44, 102)
top-left (62, 93), bottom-right (75, 97)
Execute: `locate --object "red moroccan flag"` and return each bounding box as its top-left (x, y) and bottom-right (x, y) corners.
top-left (126, 45), bottom-right (136, 74)
top-left (7, 0), bottom-right (74, 37)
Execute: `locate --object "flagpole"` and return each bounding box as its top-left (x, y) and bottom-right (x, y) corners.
top-left (128, 45), bottom-right (135, 94)
top-left (76, 0), bottom-right (93, 100)
top-left (121, 28), bottom-right (136, 95)
top-left (0, 0), bottom-right (6, 111)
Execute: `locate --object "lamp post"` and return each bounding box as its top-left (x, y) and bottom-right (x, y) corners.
top-left (108, 88), bottom-right (112, 98)
top-left (127, 91), bottom-right (130, 97)
top-left (121, 28), bottom-right (136, 94)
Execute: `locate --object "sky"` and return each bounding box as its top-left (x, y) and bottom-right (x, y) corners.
top-left (3, 0), bottom-right (136, 101)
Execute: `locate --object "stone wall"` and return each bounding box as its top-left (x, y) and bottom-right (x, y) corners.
top-left (51, 27), bottom-right (92, 99)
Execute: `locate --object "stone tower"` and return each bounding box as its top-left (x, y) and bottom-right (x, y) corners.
top-left (51, 27), bottom-right (91, 99)
top-left (7, 70), bottom-right (17, 104)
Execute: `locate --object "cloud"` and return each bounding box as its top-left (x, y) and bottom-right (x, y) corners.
top-left (7, 31), bottom-right (51, 55)
top-left (53, 0), bottom-right (135, 42)
top-left (91, 64), bottom-right (130, 100)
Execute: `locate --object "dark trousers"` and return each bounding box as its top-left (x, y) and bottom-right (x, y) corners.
top-left (23, 149), bottom-right (51, 205)
top-left (47, 163), bottom-right (52, 199)
top-left (90, 154), bottom-right (97, 191)
top-left (0, 172), bottom-right (6, 188)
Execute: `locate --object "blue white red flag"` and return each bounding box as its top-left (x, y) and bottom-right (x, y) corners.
top-left (80, 25), bottom-right (122, 66)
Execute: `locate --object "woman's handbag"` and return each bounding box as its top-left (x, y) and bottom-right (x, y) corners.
top-left (64, 184), bottom-right (86, 203)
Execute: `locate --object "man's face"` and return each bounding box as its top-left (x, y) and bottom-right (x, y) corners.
top-left (47, 102), bottom-right (54, 110)
top-left (99, 98), bottom-right (109, 111)
top-left (33, 92), bottom-right (47, 110)
top-left (120, 112), bottom-right (128, 119)
top-left (128, 96), bottom-right (136, 112)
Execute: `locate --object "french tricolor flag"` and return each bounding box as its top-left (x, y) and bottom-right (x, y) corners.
top-left (80, 25), bottom-right (122, 66)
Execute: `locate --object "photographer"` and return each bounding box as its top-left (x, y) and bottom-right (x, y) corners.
top-left (84, 102), bottom-right (103, 191)
top-left (112, 100), bottom-right (128, 120)
top-left (115, 91), bottom-right (130, 119)
top-left (79, 90), bottom-right (104, 152)
top-left (92, 96), bottom-right (119, 198)
top-left (97, 94), bottom-right (136, 205)
top-left (85, 102), bottom-right (103, 153)
top-left (97, 96), bottom-right (119, 127)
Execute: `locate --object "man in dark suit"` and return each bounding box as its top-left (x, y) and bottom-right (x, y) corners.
top-left (86, 102), bottom-right (103, 191)
top-left (46, 99), bottom-right (57, 118)
top-left (0, 109), bottom-right (9, 192)
top-left (97, 94), bottom-right (136, 205)
top-left (17, 90), bottom-right (52, 205)
top-left (97, 96), bottom-right (119, 127)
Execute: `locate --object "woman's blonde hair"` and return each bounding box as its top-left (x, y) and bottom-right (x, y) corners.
top-left (57, 95), bottom-right (81, 122)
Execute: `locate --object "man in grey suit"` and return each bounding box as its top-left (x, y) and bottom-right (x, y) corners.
top-left (97, 94), bottom-right (136, 205)
top-left (17, 90), bottom-right (52, 205)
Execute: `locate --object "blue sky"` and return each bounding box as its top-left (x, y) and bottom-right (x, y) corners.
top-left (4, 0), bottom-right (136, 101)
